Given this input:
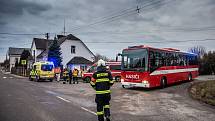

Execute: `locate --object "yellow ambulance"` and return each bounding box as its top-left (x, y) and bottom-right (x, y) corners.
top-left (29, 61), bottom-right (55, 82)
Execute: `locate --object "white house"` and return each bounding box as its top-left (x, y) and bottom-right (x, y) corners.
top-left (30, 34), bottom-right (95, 71)
top-left (7, 47), bottom-right (30, 71)
top-left (30, 38), bottom-right (53, 62)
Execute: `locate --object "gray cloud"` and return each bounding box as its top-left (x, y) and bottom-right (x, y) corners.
top-left (0, 0), bottom-right (51, 16)
top-left (0, 0), bottom-right (215, 62)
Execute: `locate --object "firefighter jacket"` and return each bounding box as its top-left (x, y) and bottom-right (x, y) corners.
top-left (63, 70), bottom-right (69, 77)
top-left (90, 66), bottom-right (114, 95)
top-left (30, 70), bottom-right (37, 76)
top-left (72, 69), bottom-right (79, 77)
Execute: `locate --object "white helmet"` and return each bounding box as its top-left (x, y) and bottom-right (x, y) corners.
top-left (97, 59), bottom-right (106, 67)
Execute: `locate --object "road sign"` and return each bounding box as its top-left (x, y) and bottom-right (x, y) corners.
top-left (21, 60), bottom-right (27, 65)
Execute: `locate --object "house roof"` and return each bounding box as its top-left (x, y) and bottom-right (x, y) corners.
top-left (67, 56), bottom-right (93, 65)
top-left (8, 47), bottom-right (30, 55)
top-left (36, 50), bottom-right (47, 58)
top-left (32, 38), bottom-right (53, 50)
top-left (58, 34), bottom-right (95, 57)
top-left (31, 34), bottom-right (95, 61)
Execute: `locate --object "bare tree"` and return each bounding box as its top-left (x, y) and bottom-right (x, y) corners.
top-left (94, 53), bottom-right (110, 62)
top-left (188, 46), bottom-right (206, 58)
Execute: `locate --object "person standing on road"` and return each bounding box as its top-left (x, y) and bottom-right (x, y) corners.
top-left (54, 67), bottom-right (61, 82)
top-left (69, 69), bottom-right (73, 84)
top-left (72, 68), bottom-right (79, 84)
top-left (63, 68), bottom-right (69, 83)
top-left (90, 59), bottom-right (114, 121)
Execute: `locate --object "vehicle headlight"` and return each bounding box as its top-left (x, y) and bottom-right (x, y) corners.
top-left (142, 80), bottom-right (148, 84)
top-left (121, 79), bottom-right (124, 82)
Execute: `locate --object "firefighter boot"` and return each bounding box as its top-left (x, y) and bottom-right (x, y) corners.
top-left (98, 115), bottom-right (104, 121)
top-left (105, 116), bottom-right (110, 121)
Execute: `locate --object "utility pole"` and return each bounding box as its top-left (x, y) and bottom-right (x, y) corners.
top-left (45, 33), bottom-right (49, 40)
top-left (45, 33), bottom-right (49, 61)
top-left (136, 6), bottom-right (140, 13)
top-left (63, 19), bottom-right (66, 35)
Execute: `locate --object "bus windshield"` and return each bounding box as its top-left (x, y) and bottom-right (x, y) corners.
top-left (41, 64), bottom-right (53, 71)
top-left (122, 49), bottom-right (148, 71)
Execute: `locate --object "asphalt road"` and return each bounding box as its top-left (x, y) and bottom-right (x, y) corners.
top-left (0, 71), bottom-right (96, 121)
top-left (0, 70), bottom-right (215, 121)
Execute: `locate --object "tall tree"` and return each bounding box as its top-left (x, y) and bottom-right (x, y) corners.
top-left (48, 38), bottom-right (62, 67)
top-left (188, 46), bottom-right (206, 58)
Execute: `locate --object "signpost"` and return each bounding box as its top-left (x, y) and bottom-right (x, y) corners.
top-left (21, 60), bottom-right (27, 65)
top-left (21, 60), bottom-right (27, 76)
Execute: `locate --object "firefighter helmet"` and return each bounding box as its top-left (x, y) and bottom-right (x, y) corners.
top-left (97, 59), bottom-right (106, 67)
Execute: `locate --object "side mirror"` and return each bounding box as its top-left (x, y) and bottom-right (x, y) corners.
top-left (116, 53), bottom-right (122, 61)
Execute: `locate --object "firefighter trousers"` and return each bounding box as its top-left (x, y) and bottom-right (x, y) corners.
top-left (95, 94), bottom-right (111, 121)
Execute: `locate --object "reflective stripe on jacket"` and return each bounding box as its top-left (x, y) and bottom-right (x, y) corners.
top-left (63, 71), bottom-right (69, 77)
top-left (30, 70), bottom-right (37, 76)
top-left (90, 67), bottom-right (113, 95)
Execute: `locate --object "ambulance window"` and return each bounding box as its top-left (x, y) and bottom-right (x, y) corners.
top-left (41, 65), bottom-right (53, 71)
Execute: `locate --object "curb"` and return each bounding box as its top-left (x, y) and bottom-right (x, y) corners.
top-left (8, 73), bottom-right (28, 79)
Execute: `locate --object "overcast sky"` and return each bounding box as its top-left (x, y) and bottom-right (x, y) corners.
top-left (0, 0), bottom-right (215, 62)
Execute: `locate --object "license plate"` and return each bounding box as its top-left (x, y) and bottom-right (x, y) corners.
top-left (129, 84), bottom-right (136, 86)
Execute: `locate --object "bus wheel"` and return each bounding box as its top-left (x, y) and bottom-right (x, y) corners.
top-left (160, 77), bottom-right (167, 89)
top-left (49, 79), bottom-right (53, 82)
top-left (188, 73), bottom-right (192, 81)
top-left (115, 76), bottom-right (121, 82)
top-left (85, 77), bottom-right (91, 83)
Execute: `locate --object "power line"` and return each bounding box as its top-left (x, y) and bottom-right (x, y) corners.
top-left (0, 33), bottom-right (45, 35)
top-left (83, 38), bottom-right (215, 44)
top-left (68, 0), bottom-right (165, 32)
top-left (67, 0), bottom-right (157, 31)
top-left (73, 25), bottom-right (215, 35)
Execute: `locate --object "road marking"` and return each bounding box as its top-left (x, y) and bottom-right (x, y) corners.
top-left (46, 90), bottom-right (59, 96)
top-left (3, 77), bottom-right (7, 79)
top-left (56, 96), bottom-right (70, 103)
top-left (56, 95), bottom-right (96, 116)
top-left (81, 107), bottom-right (97, 115)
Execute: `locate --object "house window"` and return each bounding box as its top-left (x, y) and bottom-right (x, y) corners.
top-left (71, 46), bottom-right (76, 54)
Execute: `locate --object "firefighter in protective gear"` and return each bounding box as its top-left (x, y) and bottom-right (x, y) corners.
top-left (29, 68), bottom-right (38, 81)
top-left (63, 68), bottom-right (69, 83)
top-left (90, 59), bottom-right (114, 121)
top-left (72, 68), bottom-right (79, 84)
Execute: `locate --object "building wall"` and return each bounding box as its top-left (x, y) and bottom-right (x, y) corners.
top-left (31, 42), bottom-right (44, 62)
top-left (60, 39), bottom-right (94, 67)
top-left (9, 55), bottom-right (21, 71)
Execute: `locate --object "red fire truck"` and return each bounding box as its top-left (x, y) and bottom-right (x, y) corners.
top-left (82, 61), bottom-right (121, 82)
top-left (120, 45), bottom-right (199, 88)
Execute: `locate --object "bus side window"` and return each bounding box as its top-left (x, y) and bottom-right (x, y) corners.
top-left (159, 52), bottom-right (166, 66)
top-left (149, 51), bottom-right (154, 72)
top-left (166, 53), bottom-right (171, 66)
top-left (188, 55), bottom-right (198, 65)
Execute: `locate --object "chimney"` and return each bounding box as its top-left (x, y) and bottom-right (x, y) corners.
top-left (57, 35), bottom-right (66, 39)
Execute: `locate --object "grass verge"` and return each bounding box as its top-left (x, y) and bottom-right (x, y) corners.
top-left (190, 80), bottom-right (215, 106)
